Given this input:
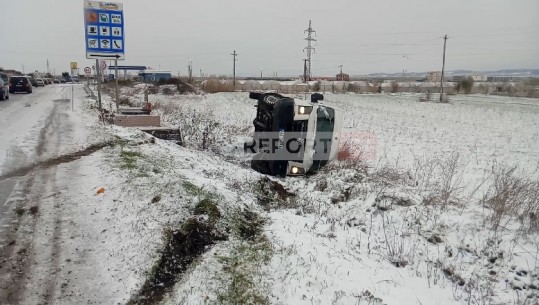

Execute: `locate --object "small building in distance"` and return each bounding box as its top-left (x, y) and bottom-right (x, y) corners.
top-left (336, 73), bottom-right (350, 81)
top-left (426, 71), bottom-right (442, 82)
top-left (138, 70), bottom-right (172, 82)
top-left (471, 75), bottom-right (487, 82)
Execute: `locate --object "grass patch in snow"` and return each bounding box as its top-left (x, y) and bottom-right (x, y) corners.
top-left (119, 150), bottom-right (142, 170)
top-left (194, 197), bottom-right (221, 222)
top-left (255, 177), bottom-right (296, 211)
top-left (128, 195), bottom-right (227, 305)
top-left (14, 207), bottom-right (25, 216)
top-left (216, 238), bottom-right (272, 305)
top-left (216, 208), bottom-right (272, 305)
top-left (183, 180), bottom-right (203, 196)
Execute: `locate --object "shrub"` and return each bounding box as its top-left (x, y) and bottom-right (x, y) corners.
top-left (156, 77), bottom-right (182, 86)
top-left (118, 96), bottom-right (133, 106)
top-left (460, 76), bottom-right (475, 94)
top-left (311, 81), bottom-right (321, 92)
top-left (161, 86), bottom-right (175, 95)
top-left (147, 86), bottom-right (158, 94)
top-left (391, 82), bottom-right (399, 93)
top-left (347, 83), bottom-right (359, 93)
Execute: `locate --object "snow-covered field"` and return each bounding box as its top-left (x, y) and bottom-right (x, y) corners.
top-left (86, 87), bottom-right (539, 305)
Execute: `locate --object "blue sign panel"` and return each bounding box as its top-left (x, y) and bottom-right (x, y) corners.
top-left (84, 1), bottom-right (125, 60)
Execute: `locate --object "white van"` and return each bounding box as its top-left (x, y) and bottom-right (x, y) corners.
top-left (247, 92), bottom-right (343, 177)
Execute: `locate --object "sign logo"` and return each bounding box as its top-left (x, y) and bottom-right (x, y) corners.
top-left (112, 40), bottom-right (123, 49)
top-left (100, 39), bottom-right (111, 49)
top-left (87, 25), bottom-right (98, 35)
top-left (86, 11), bottom-right (98, 23)
top-left (88, 39), bottom-right (98, 48)
top-left (111, 27), bottom-right (122, 37)
top-left (100, 26), bottom-right (110, 36)
top-left (99, 13), bottom-right (109, 23)
top-left (70, 62), bottom-right (78, 69)
top-left (111, 14), bottom-right (122, 24)
top-left (84, 67), bottom-right (92, 76)
top-left (84, 0), bottom-right (125, 60)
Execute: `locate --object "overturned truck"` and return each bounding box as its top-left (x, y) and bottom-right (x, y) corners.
top-left (246, 92), bottom-right (343, 177)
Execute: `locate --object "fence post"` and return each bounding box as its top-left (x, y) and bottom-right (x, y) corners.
top-left (202, 127), bottom-right (208, 150)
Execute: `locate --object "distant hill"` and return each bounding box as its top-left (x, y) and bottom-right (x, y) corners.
top-left (357, 69), bottom-right (539, 78)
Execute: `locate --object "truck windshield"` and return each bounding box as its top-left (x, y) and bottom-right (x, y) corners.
top-left (315, 106), bottom-right (335, 133)
top-left (310, 106), bottom-right (335, 171)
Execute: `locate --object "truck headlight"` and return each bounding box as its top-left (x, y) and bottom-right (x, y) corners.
top-left (298, 106), bottom-right (313, 115)
top-left (289, 166), bottom-right (306, 175)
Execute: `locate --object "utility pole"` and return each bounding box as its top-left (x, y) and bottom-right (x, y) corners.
top-left (47, 59), bottom-right (50, 75)
top-left (303, 20), bottom-right (316, 82)
top-left (402, 55), bottom-right (408, 79)
top-left (440, 34), bottom-right (448, 102)
top-left (187, 60), bottom-right (193, 83)
top-left (303, 59), bottom-right (308, 83)
top-left (231, 50), bottom-right (238, 89)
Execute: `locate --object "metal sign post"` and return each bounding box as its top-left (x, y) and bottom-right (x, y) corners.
top-left (114, 59), bottom-right (119, 112)
top-left (84, 0), bottom-right (125, 112)
top-left (71, 83), bottom-right (74, 111)
top-left (96, 59), bottom-right (102, 110)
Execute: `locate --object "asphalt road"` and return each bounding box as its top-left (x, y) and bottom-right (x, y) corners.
top-left (0, 84), bottom-right (74, 205)
top-left (0, 84), bottom-right (81, 304)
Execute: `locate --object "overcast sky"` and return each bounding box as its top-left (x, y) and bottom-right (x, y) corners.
top-left (0, 0), bottom-right (537, 77)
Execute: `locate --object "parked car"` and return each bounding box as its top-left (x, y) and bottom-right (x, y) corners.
top-left (36, 78), bottom-right (46, 86)
top-left (25, 75), bottom-right (38, 87)
top-left (247, 92), bottom-right (343, 176)
top-left (53, 78), bottom-right (60, 84)
top-left (0, 73), bottom-right (10, 100)
top-left (9, 76), bottom-right (32, 93)
top-left (70, 76), bottom-right (80, 83)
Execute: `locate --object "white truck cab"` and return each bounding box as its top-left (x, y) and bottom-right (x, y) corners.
top-left (247, 92), bottom-right (343, 177)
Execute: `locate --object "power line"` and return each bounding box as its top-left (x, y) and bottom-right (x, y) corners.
top-left (303, 20), bottom-right (316, 82)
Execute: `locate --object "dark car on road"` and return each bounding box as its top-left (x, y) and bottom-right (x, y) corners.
top-left (0, 73), bottom-right (10, 100)
top-left (9, 76), bottom-right (32, 93)
top-left (25, 76), bottom-right (38, 87)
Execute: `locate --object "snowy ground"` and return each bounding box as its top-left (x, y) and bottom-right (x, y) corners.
top-left (2, 85), bottom-right (537, 305)
top-left (145, 90), bottom-right (539, 305)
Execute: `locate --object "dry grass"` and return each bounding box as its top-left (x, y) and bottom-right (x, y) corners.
top-left (482, 166), bottom-right (539, 232)
top-left (410, 152), bottom-right (466, 209)
top-left (203, 79), bottom-right (234, 93)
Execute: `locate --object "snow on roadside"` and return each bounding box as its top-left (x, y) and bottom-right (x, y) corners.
top-left (90, 88), bottom-right (539, 305)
